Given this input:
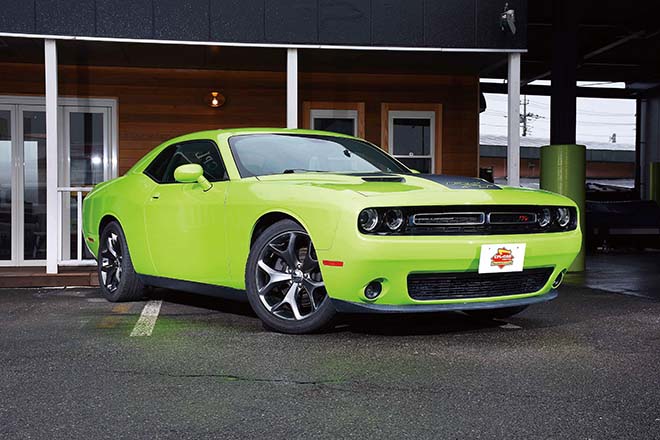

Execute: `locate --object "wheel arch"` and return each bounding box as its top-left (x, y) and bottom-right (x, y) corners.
top-left (99, 213), bottom-right (122, 235)
top-left (250, 211), bottom-right (304, 248)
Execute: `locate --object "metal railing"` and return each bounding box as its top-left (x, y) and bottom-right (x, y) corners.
top-left (57, 186), bottom-right (96, 266)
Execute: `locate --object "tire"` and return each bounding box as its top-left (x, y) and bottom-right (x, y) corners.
top-left (245, 219), bottom-right (336, 334)
top-left (465, 305), bottom-right (528, 320)
top-left (98, 220), bottom-right (144, 302)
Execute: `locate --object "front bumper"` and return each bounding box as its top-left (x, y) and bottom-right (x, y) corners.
top-left (317, 228), bottom-right (581, 309)
top-left (332, 289), bottom-right (557, 313)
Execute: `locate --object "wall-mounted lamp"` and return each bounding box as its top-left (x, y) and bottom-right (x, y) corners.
top-left (205, 91), bottom-right (226, 108)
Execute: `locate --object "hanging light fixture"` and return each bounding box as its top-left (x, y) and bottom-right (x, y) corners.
top-left (205, 91), bottom-right (225, 108)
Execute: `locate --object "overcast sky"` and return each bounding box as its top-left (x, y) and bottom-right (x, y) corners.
top-left (480, 82), bottom-right (636, 150)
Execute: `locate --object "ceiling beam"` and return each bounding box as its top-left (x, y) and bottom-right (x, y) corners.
top-left (480, 82), bottom-right (635, 99)
top-left (523, 29), bottom-right (648, 85)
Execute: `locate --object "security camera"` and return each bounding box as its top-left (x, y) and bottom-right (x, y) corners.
top-left (500, 3), bottom-right (516, 35)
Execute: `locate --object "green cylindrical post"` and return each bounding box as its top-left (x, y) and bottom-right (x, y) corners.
top-left (540, 144), bottom-right (586, 272)
top-left (650, 162), bottom-right (660, 204)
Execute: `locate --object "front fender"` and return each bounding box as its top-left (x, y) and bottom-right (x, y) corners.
top-left (224, 180), bottom-right (360, 289)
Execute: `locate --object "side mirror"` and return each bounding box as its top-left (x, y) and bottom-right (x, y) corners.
top-left (174, 164), bottom-right (212, 191)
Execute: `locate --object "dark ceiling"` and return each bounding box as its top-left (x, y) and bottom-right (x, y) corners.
top-left (510, 0), bottom-right (660, 84)
top-left (1, 0), bottom-right (659, 87)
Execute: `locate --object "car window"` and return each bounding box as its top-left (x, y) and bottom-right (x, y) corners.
top-left (229, 134), bottom-right (409, 177)
top-left (144, 140), bottom-right (227, 183)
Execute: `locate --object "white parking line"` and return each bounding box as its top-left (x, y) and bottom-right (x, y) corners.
top-left (130, 300), bottom-right (162, 337)
top-left (498, 321), bottom-right (522, 330)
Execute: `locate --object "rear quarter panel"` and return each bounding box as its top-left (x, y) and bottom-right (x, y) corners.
top-left (83, 173), bottom-right (157, 275)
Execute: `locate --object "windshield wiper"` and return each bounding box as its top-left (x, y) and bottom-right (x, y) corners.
top-left (282, 168), bottom-right (328, 174)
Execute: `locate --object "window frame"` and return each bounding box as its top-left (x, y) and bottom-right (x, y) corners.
top-left (381, 103), bottom-right (443, 174)
top-left (143, 139), bottom-right (228, 184)
top-left (387, 110), bottom-right (435, 174)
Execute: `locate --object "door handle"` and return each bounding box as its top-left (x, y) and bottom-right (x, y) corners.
top-left (151, 193), bottom-right (160, 200)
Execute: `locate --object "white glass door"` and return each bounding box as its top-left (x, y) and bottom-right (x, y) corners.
top-left (20, 106), bottom-right (48, 263)
top-left (0, 97), bottom-right (116, 267)
top-left (60, 107), bottom-right (112, 261)
top-left (0, 106), bottom-right (15, 264)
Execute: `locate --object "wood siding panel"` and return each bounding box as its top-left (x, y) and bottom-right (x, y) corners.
top-left (0, 62), bottom-right (478, 176)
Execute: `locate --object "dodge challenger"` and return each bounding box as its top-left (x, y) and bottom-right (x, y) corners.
top-left (82, 128), bottom-right (581, 333)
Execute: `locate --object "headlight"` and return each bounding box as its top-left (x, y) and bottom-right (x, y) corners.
top-left (384, 209), bottom-right (404, 231)
top-left (538, 208), bottom-right (552, 228)
top-left (358, 208), bottom-right (379, 232)
top-left (556, 207), bottom-right (571, 227)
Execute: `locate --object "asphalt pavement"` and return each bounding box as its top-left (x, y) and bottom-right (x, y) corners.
top-left (1, 277), bottom-right (659, 439)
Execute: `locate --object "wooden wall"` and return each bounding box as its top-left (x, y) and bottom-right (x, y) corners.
top-left (0, 62), bottom-right (479, 176)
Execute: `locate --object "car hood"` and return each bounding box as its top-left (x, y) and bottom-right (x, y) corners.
top-left (254, 173), bottom-right (575, 206)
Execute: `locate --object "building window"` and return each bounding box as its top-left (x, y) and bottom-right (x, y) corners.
top-left (303, 102), bottom-right (365, 137)
top-left (310, 109), bottom-right (358, 136)
top-left (381, 103), bottom-right (443, 174)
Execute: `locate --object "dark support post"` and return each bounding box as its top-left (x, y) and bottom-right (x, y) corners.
top-left (543, 0), bottom-right (585, 272)
top-left (550, 0), bottom-right (578, 144)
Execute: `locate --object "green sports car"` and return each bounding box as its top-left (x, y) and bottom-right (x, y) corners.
top-left (82, 128), bottom-right (581, 333)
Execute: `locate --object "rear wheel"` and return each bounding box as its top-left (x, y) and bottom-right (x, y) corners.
top-left (245, 220), bottom-right (335, 334)
top-left (465, 305), bottom-right (528, 320)
top-left (98, 220), bottom-right (144, 302)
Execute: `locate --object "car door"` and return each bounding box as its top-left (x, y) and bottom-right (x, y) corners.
top-left (143, 139), bottom-right (229, 285)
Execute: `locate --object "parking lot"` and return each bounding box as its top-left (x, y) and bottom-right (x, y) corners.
top-left (1, 253), bottom-right (660, 439)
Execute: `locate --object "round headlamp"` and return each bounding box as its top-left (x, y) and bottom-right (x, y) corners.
top-left (556, 207), bottom-right (571, 228)
top-left (358, 208), bottom-right (379, 232)
top-left (539, 208), bottom-right (552, 228)
top-left (384, 209), bottom-right (404, 231)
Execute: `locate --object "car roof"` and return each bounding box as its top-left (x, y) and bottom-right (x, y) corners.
top-left (126, 128), bottom-right (363, 175)
top-left (181, 127), bottom-right (358, 140)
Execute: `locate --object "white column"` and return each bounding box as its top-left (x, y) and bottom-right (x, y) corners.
top-left (286, 48), bottom-right (298, 129)
top-left (507, 52), bottom-right (521, 187)
top-left (45, 39), bottom-right (59, 274)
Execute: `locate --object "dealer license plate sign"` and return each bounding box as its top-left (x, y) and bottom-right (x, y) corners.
top-left (478, 244), bottom-right (526, 274)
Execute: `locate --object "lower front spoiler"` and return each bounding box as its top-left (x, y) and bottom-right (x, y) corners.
top-left (331, 289), bottom-right (558, 314)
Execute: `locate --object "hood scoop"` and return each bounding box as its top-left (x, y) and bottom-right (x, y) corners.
top-left (361, 175), bottom-right (406, 183)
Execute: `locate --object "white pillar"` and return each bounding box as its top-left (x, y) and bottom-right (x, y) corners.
top-left (45, 39), bottom-right (59, 274)
top-left (286, 48), bottom-right (298, 129)
top-left (507, 52), bottom-right (521, 187)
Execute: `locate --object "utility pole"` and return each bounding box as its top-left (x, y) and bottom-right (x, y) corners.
top-left (521, 96), bottom-right (529, 136)
top-left (519, 94), bottom-right (543, 137)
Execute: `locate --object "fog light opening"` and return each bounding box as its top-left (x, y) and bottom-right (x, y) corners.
top-left (364, 281), bottom-right (383, 300)
top-left (552, 270), bottom-right (567, 288)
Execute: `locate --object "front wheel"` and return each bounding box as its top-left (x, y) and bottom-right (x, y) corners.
top-left (245, 220), bottom-right (335, 334)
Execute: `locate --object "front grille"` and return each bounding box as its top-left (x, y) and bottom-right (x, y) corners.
top-left (488, 212), bottom-right (537, 225)
top-left (413, 212), bottom-right (485, 226)
top-left (407, 267), bottom-right (554, 301)
top-left (399, 205), bottom-right (577, 235)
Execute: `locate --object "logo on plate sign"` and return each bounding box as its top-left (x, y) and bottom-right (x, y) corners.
top-left (491, 247), bottom-right (514, 269)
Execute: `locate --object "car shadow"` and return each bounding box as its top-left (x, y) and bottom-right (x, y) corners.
top-left (145, 288), bottom-right (256, 318)
top-left (335, 312), bottom-right (504, 336)
top-left (143, 287), bottom-right (503, 335)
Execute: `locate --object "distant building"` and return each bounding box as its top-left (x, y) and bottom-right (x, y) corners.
top-left (480, 134), bottom-right (635, 180)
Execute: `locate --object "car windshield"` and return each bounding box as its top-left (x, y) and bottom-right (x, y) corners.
top-left (228, 134), bottom-right (410, 177)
